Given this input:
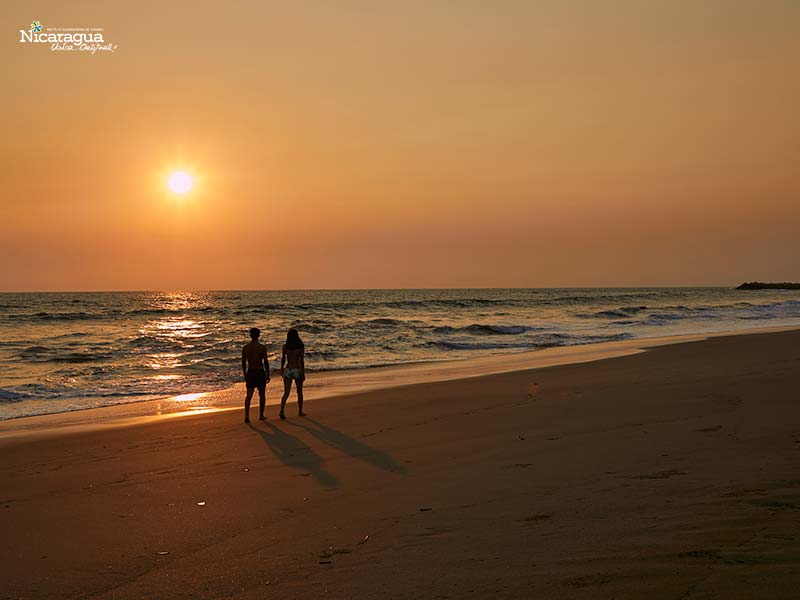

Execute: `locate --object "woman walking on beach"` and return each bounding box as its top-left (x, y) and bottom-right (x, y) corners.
top-left (279, 328), bottom-right (306, 420)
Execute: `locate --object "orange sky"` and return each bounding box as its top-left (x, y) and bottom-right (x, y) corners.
top-left (1, 1), bottom-right (798, 291)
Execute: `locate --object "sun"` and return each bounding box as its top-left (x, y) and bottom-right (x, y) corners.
top-left (167, 170), bottom-right (194, 195)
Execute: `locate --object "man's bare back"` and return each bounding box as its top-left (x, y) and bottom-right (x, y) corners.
top-left (242, 340), bottom-right (268, 372)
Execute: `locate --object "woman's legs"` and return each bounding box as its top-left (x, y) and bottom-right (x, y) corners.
top-left (297, 380), bottom-right (305, 416)
top-left (280, 377), bottom-right (292, 418)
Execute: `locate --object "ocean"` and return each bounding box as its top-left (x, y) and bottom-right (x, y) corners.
top-left (1, 288), bottom-right (798, 419)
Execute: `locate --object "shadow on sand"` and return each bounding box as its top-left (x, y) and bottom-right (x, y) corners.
top-left (288, 417), bottom-right (407, 475)
top-left (247, 422), bottom-right (338, 488)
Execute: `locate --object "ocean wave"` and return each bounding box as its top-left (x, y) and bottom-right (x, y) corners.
top-left (54, 331), bottom-right (90, 339)
top-left (2, 382), bottom-right (162, 400)
top-left (290, 324), bottom-right (322, 334)
top-left (18, 350), bottom-right (115, 363)
top-left (3, 305), bottom-right (227, 322)
top-left (432, 323), bottom-right (532, 335)
top-left (5, 311), bottom-right (98, 321)
top-left (320, 298), bottom-right (507, 310)
top-left (579, 299), bottom-right (800, 323)
top-left (540, 292), bottom-right (673, 306)
top-left (234, 298), bottom-right (510, 313)
top-left (1, 369), bottom-right (238, 403)
top-left (0, 388), bottom-right (26, 402)
top-left (430, 332), bottom-right (631, 351)
top-left (18, 345), bottom-right (51, 357)
top-left (360, 317), bottom-right (411, 326)
top-left (303, 350), bottom-right (342, 360)
top-left (431, 340), bottom-right (534, 351)
top-left (579, 306), bottom-right (648, 319)
top-left (533, 332), bottom-right (632, 346)
top-left (288, 320), bottom-right (336, 334)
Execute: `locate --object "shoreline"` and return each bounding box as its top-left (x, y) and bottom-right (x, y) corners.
top-left (3, 287), bottom-right (798, 425)
top-left (1, 323), bottom-right (798, 443)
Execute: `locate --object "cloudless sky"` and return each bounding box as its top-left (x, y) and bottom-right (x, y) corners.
top-left (1, 1), bottom-right (798, 290)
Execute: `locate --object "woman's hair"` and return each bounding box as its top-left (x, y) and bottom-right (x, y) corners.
top-left (285, 328), bottom-right (304, 350)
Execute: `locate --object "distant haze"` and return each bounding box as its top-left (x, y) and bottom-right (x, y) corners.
top-left (1, 1), bottom-right (798, 291)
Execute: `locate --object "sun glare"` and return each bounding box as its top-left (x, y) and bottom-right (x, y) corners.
top-left (167, 170), bottom-right (194, 195)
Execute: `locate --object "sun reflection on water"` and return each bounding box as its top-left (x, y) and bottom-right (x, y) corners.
top-left (171, 392), bottom-right (208, 402)
top-left (136, 291), bottom-right (230, 373)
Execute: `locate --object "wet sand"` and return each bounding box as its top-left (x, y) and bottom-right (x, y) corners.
top-left (1, 329), bottom-right (799, 598)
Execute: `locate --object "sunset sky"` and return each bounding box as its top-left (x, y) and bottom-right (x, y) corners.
top-left (1, 1), bottom-right (798, 291)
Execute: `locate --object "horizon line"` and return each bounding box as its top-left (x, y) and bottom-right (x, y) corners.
top-left (0, 284), bottom-right (756, 294)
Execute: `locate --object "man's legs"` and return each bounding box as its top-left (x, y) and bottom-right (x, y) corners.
top-left (258, 385), bottom-right (266, 420)
top-left (244, 386), bottom-right (254, 423)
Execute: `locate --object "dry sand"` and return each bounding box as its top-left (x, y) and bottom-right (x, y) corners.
top-left (1, 329), bottom-right (799, 599)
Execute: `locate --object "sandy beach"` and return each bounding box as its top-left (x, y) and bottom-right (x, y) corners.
top-left (2, 328), bottom-right (799, 599)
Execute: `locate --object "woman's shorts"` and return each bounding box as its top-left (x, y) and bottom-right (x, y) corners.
top-left (283, 368), bottom-right (303, 380)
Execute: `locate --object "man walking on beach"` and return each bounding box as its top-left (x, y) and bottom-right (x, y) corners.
top-left (242, 327), bottom-right (270, 423)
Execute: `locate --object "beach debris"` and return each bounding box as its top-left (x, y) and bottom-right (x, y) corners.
top-left (320, 546), bottom-right (351, 560)
top-left (243, 468), bottom-right (250, 472)
top-left (517, 435), bottom-right (526, 441)
top-left (303, 497), bottom-right (310, 501)
top-left (197, 501), bottom-right (206, 506)
top-left (632, 469), bottom-right (686, 480)
top-left (419, 507), bottom-right (433, 512)
top-left (523, 514), bottom-right (552, 522)
top-left (155, 551), bottom-right (170, 556)
top-left (359, 535), bottom-right (369, 545)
